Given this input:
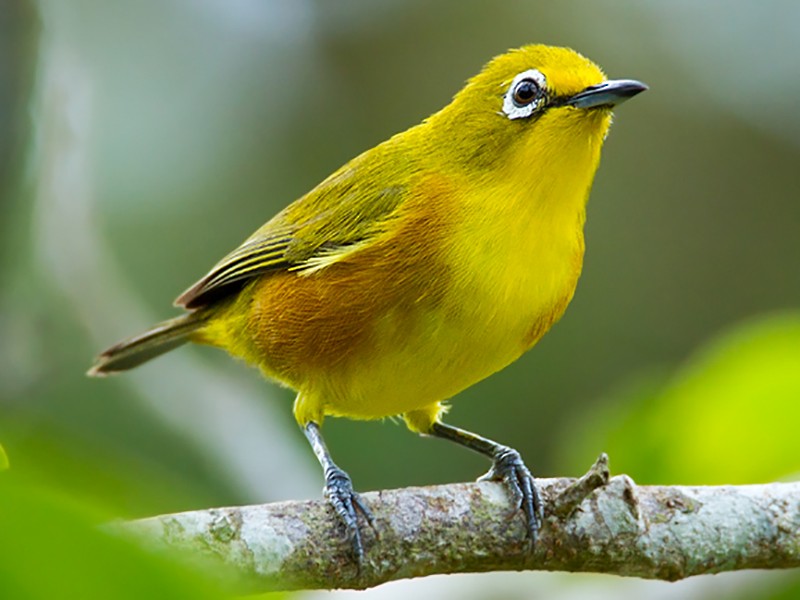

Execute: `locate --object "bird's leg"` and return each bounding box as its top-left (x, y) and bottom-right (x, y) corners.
top-left (303, 422), bottom-right (375, 563)
top-left (429, 421), bottom-right (543, 545)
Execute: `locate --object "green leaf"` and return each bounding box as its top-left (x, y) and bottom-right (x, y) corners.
top-left (567, 312), bottom-right (800, 484)
top-left (0, 474), bottom-right (228, 599)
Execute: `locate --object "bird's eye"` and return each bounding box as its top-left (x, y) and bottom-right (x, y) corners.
top-left (502, 69), bottom-right (547, 120)
top-left (512, 79), bottom-right (540, 107)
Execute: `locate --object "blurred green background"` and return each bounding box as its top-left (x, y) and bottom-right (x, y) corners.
top-left (1, 1), bottom-right (798, 598)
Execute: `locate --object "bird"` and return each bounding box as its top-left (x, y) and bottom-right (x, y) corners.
top-left (89, 44), bottom-right (646, 561)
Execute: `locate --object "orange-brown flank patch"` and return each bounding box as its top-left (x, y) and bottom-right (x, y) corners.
top-left (246, 175), bottom-right (456, 386)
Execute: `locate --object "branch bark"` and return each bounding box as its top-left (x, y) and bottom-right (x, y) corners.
top-left (115, 455), bottom-right (800, 592)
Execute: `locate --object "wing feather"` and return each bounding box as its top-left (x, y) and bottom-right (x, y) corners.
top-left (175, 158), bottom-right (409, 309)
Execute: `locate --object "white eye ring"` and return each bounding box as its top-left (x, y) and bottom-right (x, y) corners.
top-left (502, 69), bottom-right (547, 120)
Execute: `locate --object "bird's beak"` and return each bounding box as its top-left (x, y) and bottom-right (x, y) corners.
top-left (567, 79), bottom-right (648, 109)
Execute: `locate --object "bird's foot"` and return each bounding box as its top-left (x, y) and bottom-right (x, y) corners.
top-left (323, 465), bottom-right (375, 564)
top-left (479, 446), bottom-right (543, 546)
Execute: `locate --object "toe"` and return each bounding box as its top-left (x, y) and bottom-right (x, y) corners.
top-left (324, 467), bottom-right (371, 562)
top-left (488, 447), bottom-right (543, 545)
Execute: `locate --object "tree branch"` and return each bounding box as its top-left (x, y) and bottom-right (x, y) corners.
top-left (115, 455), bottom-right (800, 592)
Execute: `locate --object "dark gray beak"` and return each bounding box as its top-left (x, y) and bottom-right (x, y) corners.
top-left (567, 79), bottom-right (648, 109)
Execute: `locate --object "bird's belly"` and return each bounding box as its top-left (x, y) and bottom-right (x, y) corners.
top-left (316, 271), bottom-right (578, 420)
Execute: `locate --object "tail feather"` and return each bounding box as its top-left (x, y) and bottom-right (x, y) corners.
top-left (88, 312), bottom-right (208, 377)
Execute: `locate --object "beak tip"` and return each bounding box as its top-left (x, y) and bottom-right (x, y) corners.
top-left (622, 79), bottom-right (649, 96)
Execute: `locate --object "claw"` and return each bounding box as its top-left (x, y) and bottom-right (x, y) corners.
top-left (324, 466), bottom-right (374, 563)
top-left (480, 446), bottom-right (543, 546)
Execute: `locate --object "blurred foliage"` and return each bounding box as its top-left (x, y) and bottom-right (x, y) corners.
top-left (757, 578), bottom-right (800, 600)
top-left (0, 1), bottom-right (798, 598)
top-left (0, 470), bottom-right (228, 599)
top-left (565, 312), bottom-right (800, 484)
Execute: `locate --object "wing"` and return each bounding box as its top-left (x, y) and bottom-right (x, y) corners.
top-left (175, 159), bottom-right (408, 310)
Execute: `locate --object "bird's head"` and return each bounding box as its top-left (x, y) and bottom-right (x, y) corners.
top-left (428, 45), bottom-right (647, 174)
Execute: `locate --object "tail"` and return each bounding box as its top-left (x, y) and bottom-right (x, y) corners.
top-left (87, 312), bottom-right (208, 377)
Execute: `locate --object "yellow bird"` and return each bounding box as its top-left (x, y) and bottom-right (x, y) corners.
top-left (89, 44), bottom-right (646, 559)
